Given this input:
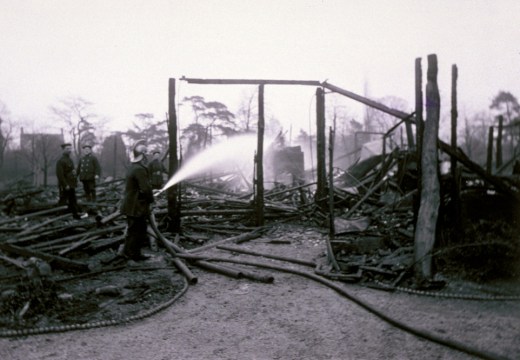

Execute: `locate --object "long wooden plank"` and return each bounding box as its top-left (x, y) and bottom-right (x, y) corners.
top-left (180, 77), bottom-right (321, 86)
top-left (0, 242), bottom-right (89, 272)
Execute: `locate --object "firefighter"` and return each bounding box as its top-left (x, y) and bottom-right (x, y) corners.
top-left (120, 140), bottom-right (155, 261)
top-left (77, 144), bottom-right (101, 202)
top-left (56, 143), bottom-right (80, 219)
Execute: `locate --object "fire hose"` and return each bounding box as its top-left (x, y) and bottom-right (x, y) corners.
top-left (0, 275), bottom-right (188, 338)
top-left (173, 250), bottom-right (511, 360)
top-left (0, 211), bottom-right (513, 359)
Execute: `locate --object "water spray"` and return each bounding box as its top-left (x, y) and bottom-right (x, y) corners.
top-left (156, 134), bottom-right (275, 195)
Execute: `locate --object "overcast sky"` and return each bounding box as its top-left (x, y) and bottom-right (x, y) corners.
top-left (1, 0), bottom-right (519, 136)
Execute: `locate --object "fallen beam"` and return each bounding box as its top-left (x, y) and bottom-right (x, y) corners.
top-left (438, 141), bottom-right (519, 200)
top-left (0, 205), bottom-right (68, 227)
top-left (0, 242), bottom-right (90, 272)
top-left (216, 244), bottom-right (315, 267)
top-left (187, 228), bottom-right (265, 253)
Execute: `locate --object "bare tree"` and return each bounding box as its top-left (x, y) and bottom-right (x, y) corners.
top-left (182, 96), bottom-right (238, 154)
top-left (126, 113), bottom-right (169, 152)
top-left (0, 100), bottom-right (14, 170)
top-left (20, 131), bottom-right (63, 186)
top-left (236, 89), bottom-right (258, 133)
top-left (460, 111), bottom-right (492, 164)
top-left (366, 96), bottom-right (409, 134)
top-left (325, 103), bottom-right (362, 168)
top-left (490, 91), bottom-right (520, 124)
top-left (265, 115), bottom-right (283, 139)
top-left (50, 97), bottom-right (98, 158)
top-left (490, 91), bottom-right (520, 157)
top-left (100, 132), bottom-right (127, 179)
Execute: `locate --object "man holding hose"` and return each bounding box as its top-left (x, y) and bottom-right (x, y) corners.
top-left (120, 139), bottom-right (155, 261)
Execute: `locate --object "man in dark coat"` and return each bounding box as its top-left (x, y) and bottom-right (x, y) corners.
top-left (148, 150), bottom-right (168, 190)
top-left (120, 140), bottom-right (154, 261)
top-left (77, 144), bottom-right (101, 202)
top-left (56, 143), bottom-right (80, 219)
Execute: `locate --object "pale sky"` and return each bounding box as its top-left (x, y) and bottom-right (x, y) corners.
top-left (1, 0), bottom-right (519, 137)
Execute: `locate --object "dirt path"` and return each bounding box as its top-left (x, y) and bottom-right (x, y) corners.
top-left (1, 226), bottom-right (519, 360)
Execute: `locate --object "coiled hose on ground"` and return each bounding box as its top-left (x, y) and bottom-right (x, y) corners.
top-left (0, 275), bottom-right (189, 338)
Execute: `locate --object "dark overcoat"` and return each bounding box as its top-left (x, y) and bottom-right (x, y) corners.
top-left (77, 154), bottom-right (101, 181)
top-left (120, 162), bottom-right (154, 217)
top-left (56, 154), bottom-right (77, 188)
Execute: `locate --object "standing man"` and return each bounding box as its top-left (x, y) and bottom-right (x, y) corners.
top-left (120, 140), bottom-right (154, 261)
top-left (77, 144), bottom-right (101, 202)
top-left (56, 143), bottom-right (80, 219)
top-left (148, 150), bottom-right (168, 190)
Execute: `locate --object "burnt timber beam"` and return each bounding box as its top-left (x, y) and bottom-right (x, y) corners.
top-left (180, 76), bottom-right (414, 122)
top-left (178, 76), bottom-right (517, 199)
top-left (180, 77), bottom-right (321, 86)
top-left (255, 84), bottom-right (265, 226)
top-left (438, 141), bottom-right (519, 200)
top-left (322, 82), bottom-right (413, 121)
top-left (0, 242), bottom-right (89, 272)
top-left (315, 87), bottom-right (327, 203)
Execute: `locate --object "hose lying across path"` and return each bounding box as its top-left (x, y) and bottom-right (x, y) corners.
top-left (176, 251), bottom-right (512, 360)
top-left (0, 221), bottom-right (514, 360)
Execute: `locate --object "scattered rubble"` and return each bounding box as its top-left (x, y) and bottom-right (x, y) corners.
top-left (0, 148), bottom-right (519, 335)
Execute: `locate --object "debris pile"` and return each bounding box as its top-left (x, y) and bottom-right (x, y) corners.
top-left (0, 148), bottom-right (519, 333)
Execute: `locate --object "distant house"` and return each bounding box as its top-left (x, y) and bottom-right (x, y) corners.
top-left (20, 128), bottom-right (65, 186)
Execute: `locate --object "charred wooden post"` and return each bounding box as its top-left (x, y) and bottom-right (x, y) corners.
top-left (405, 118), bottom-right (415, 149)
top-left (414, 58), bottom-right (423, 229)
top-left (450, 64), bottom-right (461, 236)
top-left (496, 115), bottom-right (503, 169)
top-left (168, 78), bottom-right (181, 232)
top-left (487, 126), bottom-right (494, 174)
top-left (450, 64), bottom-right (458, 180)
top-left (255, 84), bottom-right (265, 226)
top-left (112, 135), bottom-right (118, 178)
top-left (315, 87), bottom-right (327, 204)
top-left (327, 127), bottom-right (340, 271)
top-left (328, 127), bottom-right (335, 239)
top-left (414, 54), bottom-right (441, 280)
